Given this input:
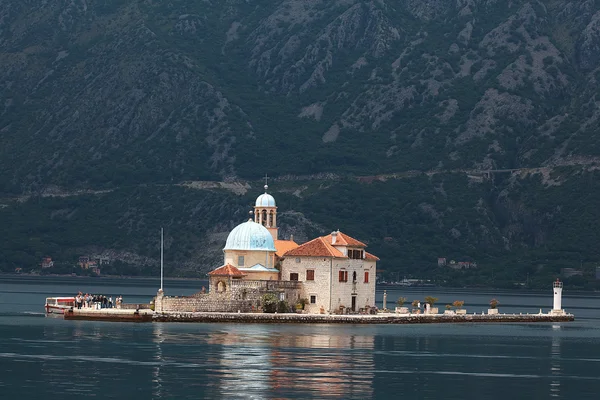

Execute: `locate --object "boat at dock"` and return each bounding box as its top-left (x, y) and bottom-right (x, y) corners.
top-left (44, 297), bottom-right (75, 314)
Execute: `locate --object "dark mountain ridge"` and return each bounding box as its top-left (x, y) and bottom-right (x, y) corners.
top-left (1, 1), bottom-right (600, 288)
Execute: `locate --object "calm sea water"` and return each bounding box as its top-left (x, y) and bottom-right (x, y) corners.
top-left (1, 276), bottom-right (599, 399)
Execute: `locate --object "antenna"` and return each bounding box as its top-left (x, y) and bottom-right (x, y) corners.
top-left (160, 227), bottom-right (164, 292)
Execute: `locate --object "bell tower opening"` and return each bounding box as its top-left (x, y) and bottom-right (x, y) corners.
top-left (254, 175), bottom-right (278, 240)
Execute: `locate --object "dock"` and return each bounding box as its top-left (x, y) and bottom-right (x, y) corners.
top-left (64, 308), bottom-right (153, 322)
top-left (63, 308), bottom-right (574, 324)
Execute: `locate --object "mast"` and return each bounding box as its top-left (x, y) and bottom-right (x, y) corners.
top-left (160, 227), bottom-right (164, 292)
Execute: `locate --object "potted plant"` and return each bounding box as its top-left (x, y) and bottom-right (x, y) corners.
top-left (453, 300), bottom-right (466, 315)
top-left (424, 296), bottom-right (439, 314)
top-left (396, 297), bottom-right (409, 314)
top-left (411, 299), bottom-right (420, 314)
top-left (488, 298), bottom-right (499, 315)
top-left (444, 304), bottom-right (454, 315)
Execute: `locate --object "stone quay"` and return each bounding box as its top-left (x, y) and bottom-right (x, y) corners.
top-left (63, 307), bottom-right (574, 324)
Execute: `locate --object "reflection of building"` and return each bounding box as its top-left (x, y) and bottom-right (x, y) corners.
top-left (550, 328), bottom-right (561, 398)
top-left (203, 326), bottom-right (374, 398)
top-left (269, 331), bottom-right (375, 398)
top-left (156, 183), bottom-right (378, 314)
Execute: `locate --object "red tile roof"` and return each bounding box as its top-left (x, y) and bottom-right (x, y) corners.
top-left (208, 263), bottom-right (245, 277)
top-left (321, 231), bottom-right (367, 247)
top-left (365, 251), bottom-right (380, 261)
top-left (283, 237), bottom-right (345, 258)
top-left (274, 239), bottom-right (299, 258)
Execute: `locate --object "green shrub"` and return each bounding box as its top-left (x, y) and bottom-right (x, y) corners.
top-left (261, 293), bottom-right (278, 313)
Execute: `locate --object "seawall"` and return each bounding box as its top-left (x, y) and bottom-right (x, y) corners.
top-left (63, 308), bottom-right (575, 324)
top-left (154, 312), bottom-right (574, 324)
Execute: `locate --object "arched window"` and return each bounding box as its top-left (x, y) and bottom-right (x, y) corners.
top-left (217, 281), bottom-right (227, 293)
top-left (352, 271), bottom-right (357, 282)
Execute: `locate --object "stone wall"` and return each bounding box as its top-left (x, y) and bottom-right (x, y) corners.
top-left (330, 259), bottom-right (377, 313)
top-left (152, 312), bottom-right (576, 324)
top-left (120, 303), bottom-right (152, 310)
top-left (283, 257), bottom-right (333, 314)
top-left (160, 295), bottom-right (259, 313)
top-left (155, 280), bottom-right (302, 313)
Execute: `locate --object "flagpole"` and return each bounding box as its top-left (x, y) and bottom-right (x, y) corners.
top-left (160, 227), bottom-right (164, 292)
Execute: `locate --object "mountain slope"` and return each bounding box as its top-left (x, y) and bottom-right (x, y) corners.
top-left (2, 0), bottom-right (600, 288)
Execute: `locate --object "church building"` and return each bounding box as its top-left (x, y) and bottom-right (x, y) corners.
top-left (205, 183), bottom-right (379, 314)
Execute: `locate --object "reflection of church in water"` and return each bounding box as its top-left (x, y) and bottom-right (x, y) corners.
top-left (204, 183), bottom-right (379, 314)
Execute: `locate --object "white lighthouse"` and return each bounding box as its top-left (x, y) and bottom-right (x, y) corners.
top-left (551, 279), bottom-right (565, 315)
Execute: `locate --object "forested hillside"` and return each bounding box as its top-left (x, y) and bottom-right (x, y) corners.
top-left (1, 1), bottom-right (600, 288)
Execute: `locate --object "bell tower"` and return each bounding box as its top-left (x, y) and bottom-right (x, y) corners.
top-left (254, 175), bottom-right (278, 240)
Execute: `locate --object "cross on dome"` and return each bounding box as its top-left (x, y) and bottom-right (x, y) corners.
top-left (264, 173), bottom-right (269, 192)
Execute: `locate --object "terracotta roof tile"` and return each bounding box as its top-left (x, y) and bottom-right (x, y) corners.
top-left (321, 231), bottom-right (367, 247)
top-left (274, 239), bottom-right (299, 258)
top-left (365, 251), bottom-right (380, 261)
top-left (208, 263), bottom-right (246, 277)
top-left (284, 237), bottom-right (345, 258)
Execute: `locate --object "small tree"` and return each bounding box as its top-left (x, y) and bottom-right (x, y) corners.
top-left (396, 297), bottom-right (407, 307)
top-left (453, 300), bottom-right (465, 310)
top-left (261, 293), bottom-right (278, 313)
top-left (445, 304), bottom-right (452, 310)
top-left (412, 299), bottom-right (420, 308)
top-left (424, 296), bottom-right (438, 306)
top-left (277, 300), bottom-right (289, 313)
top-left (489, 298), bottom-right (499, 309)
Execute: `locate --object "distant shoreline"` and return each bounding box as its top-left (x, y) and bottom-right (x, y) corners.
top-left (0, 272), bottom-right (207, 281)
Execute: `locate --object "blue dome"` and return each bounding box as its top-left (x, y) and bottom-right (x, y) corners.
top-left (224, 219), bottom-right (276, 251)
top-left (255, 193), bottom-right (276, 207)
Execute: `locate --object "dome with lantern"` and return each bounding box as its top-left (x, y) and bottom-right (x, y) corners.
top-left (255, 184), bottom-right (276, 207)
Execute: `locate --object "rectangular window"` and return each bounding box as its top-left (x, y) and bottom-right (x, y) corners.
top-left (348, 250), bottom-right (364, 259)
top-left (306, 270), bottom-right (315, 281)
top-left (238, 256), bottom-right (245, 266)
top-left (310, 295), bottom-right (316, 304)
top-left (338, 270), bottom-right (348, 282)
top-left (364, 271), bottom-right (369, 283)
top-left (290, 273), bottom-right (298, 281)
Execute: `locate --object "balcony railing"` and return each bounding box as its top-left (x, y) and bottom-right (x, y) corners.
top-left (230, 280), bottom-right (302, 290)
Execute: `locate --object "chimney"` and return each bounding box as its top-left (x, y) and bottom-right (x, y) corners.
top-left (331, 231), bottom-right (337, 245)
top-left (290, 234), bottom-right (294, 242)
